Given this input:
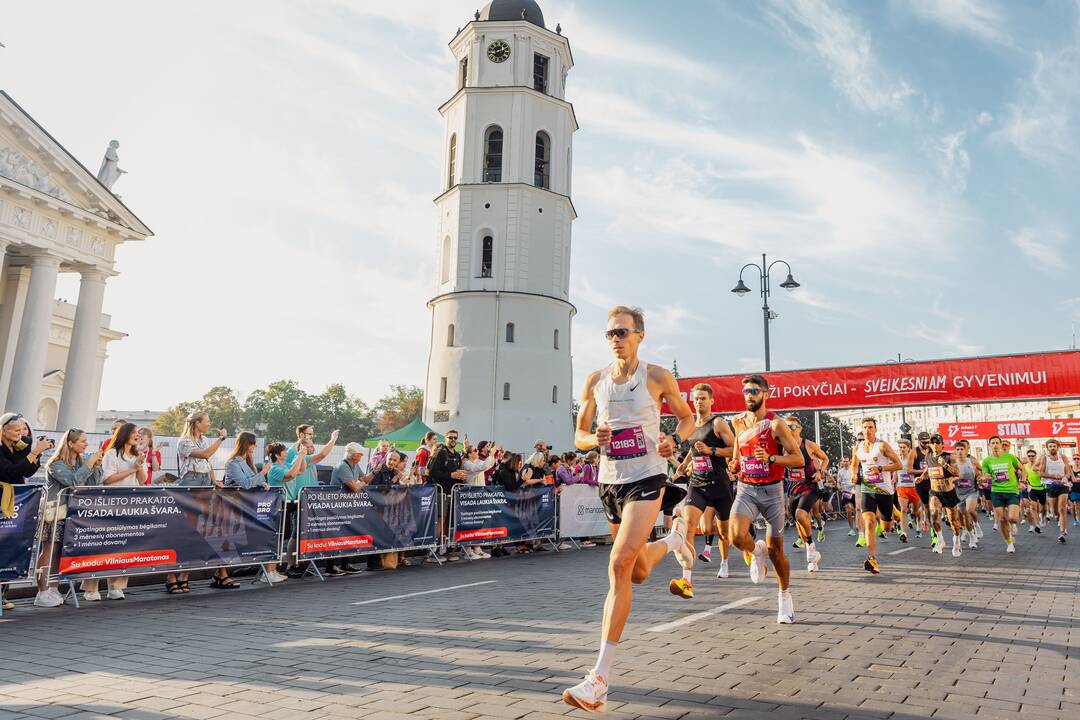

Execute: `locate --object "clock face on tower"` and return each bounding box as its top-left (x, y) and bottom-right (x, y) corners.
top-left (486, 39), bottom-right (511, 63)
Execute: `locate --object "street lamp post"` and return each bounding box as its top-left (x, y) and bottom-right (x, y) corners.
top-left (887, 353), bottom-right (915, 433)
top-left (731, 253), bottom-right (800, 371)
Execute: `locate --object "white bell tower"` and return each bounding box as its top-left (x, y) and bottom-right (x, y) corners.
top-left (422, 0), bottom-right (577, 452)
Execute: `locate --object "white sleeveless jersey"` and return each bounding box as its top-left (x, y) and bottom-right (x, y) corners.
top-left (1043, 456), bottom-right (1066, 486)
top-left (856, 440), bottom-right (894, 494)
top-left (595, 360), bottom-right (665, 485)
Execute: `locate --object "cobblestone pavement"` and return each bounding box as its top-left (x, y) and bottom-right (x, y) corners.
top-left (2, 519), bottom-right (1079, 719)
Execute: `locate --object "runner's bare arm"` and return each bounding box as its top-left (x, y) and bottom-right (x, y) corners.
top-left (575, 370), bottom-right (603, 451)
top-left (1034, 454), bottom-right (1046, 475)
top-left (771, 418), bottom-right (805, 468)
top-left (807, 440), bottom-right (829, 475)
top-left (712, 417), bottom-right (735, 459)
top-left (879, 443), bottom-right (903, 473)
top-left (648, 364), bottom-right (694, 448)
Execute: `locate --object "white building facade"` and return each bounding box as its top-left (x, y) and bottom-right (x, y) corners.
top-left (422, 0), bottom-right (577, 452)
top-left (0, 90), bottom-right (151, 431)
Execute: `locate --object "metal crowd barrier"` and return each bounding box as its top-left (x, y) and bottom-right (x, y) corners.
top-left (45, 485), bottom-right (288, 608)
top-left (0, 487), bottom-right (47, 617)
top-left (293, 485), bottom-right (443, 577)
top-left (448, 483), bottom-right (560, 556)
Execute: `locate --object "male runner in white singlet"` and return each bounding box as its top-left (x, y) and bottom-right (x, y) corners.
top-left (562, 306), bottom-right (695, 712)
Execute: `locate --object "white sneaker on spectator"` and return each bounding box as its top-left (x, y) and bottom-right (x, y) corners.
top-left (33, 590), bottom-right (63, 608)
top-left (474, 549), bottom-right (491, 559)
top-left (83, 591), bottom-right (101, 602)
top-left (581, 540), bottom-right (596, 547)
top-left (558, 542), bottom-right (573, 550)
top-left (107, 589), bottom-right (125, 600)
top-left (463, 548), bottom-right (480, 560)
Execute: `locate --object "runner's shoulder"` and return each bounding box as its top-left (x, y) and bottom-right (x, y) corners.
top-left (582, 368), bottom-right (605, 395)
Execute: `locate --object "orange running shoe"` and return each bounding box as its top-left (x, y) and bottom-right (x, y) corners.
top-left (668, 578), bottom-right (694, 599)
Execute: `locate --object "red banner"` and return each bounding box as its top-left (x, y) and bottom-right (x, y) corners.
top-left (938, 418), bottom-right (1080, 441)
top-left (664, 350), bottom-right (1080, 414)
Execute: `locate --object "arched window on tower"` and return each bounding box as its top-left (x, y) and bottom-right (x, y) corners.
top-left (503, 382), bottom-right (511, 401)
top-left (440, 236), bottom-right (452, 284)
top-left (447, 134), bottom-right (457, 189)
top-left (447, 323), bottom-right (455, 347)
top-left (553, 328), bottom-right (559, 350)
top-left (480, 235), bottom-right (493, 278)
top-left (552, 385), bottom-right (558, 404)
top-left (483, 126), bottom-right (503, 182)
top-left (534, 131), bottom-right (550, 189)
top-left (459, 57), bottom-right (468, 89)
top-left (505, 322), bottom-right (515, 343)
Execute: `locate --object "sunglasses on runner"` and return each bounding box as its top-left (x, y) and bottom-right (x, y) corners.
top-left (742, 388), bottom-right (763, 396)
top-left (604, 328), bottom-right (640, 340)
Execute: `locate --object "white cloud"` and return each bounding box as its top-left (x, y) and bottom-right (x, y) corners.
top-left (766, 0), bottom-right (916, 113)
top-left (936, 130), bottom-right (971, 192)
top-left (1009, 227), bottom-right (1068, 270)
top-left (996, 41), bottom-right (1080, 166)
top-left (976, 111), bottom-right (993, 126)
top-left (903, 295), bottom-right (982, 356)
top-left (901, 0), bottom-right (1011, 46)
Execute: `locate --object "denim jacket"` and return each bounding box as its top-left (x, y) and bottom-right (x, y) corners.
top-left (44, 455), bottom-right (103, 501)
top-left (224, 457), bottom-right (268, 489)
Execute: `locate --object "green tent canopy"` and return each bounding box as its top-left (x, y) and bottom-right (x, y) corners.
top-left (363, 418), bottom-right (440, 451)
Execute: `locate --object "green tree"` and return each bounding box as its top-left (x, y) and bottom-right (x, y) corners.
top-left (315, 383), bottom-right (377, 443)
top-left (152, 386), bottom-right (241, 436)
top-left (786, 410), bottom-right (856, 463)
top-left (241, 380), bottom-right (317, 443)
top-left (374, 385), bottom-right (424, 434)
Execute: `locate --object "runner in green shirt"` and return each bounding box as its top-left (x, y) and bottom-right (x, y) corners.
top-left (1024, 451), bottom-right (1046, 534)
top-left (980, 435), bottom-right (1023, 553)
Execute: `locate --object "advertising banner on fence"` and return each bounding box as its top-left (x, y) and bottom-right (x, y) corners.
top-left (557, 484), bottom-right (610, 539)
top-left (453, 485), bottom-right (555, 544)
top-left (663, 350), bottom-right (1080, 414)
top-left (297, 485), bottom-right (438, 558)
top-left (939, 418), bottom-right (1080, 441)
top-left (58, 487), bottom-right (281, 579)
top-left (0, 486), bottom-right (42, 582)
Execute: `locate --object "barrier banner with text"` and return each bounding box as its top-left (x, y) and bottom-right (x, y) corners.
top-left (557, 484), bottom-right (610, 539)
top-left (58, 487), bottom-right (282, 579)
top-left (940, 418), bottom-right (1080, 441)
top-left (0, 486), bottom-right (42, 582)
top-left (297, 485), bottom-right (438, 559)
top-left (664, 350), bottom-right (1080, 413)
top-left (453, 485), bottom-right (555, 544)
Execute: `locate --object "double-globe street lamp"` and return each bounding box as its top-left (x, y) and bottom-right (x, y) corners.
top-left (732, 253), bottom-right (801, 371)
top-left (887, 353), bottom-right (916, 434)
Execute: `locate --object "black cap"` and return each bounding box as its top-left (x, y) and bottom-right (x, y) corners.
top-left (917, 431), bottom-right (931, 440)
top-left (930, 434), bottom-right (944, 443)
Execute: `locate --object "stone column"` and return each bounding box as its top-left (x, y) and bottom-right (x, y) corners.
top-left (6, 252), bottom-right (61, 424)
top-left (57, 268), bottom-right (109, 431)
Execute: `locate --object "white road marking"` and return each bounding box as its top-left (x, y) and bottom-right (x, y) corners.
top-left (887, 546), bottom-right (918, 556)
top-left (351, 580), bottom-right (497, 605)
top-left (647, 596), bottom-right (762, 632)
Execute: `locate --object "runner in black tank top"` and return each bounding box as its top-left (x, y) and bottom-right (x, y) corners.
top-left (784, 416), bottom-right (828, 572)
top-left (667, 383), bottom-right (736, 595)
top-left (913, 432), bottom-right (935, 545)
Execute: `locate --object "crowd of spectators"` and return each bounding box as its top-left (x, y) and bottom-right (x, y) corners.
top-left (0, 409), bottom-right (602, 612)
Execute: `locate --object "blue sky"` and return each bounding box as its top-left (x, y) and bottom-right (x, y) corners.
top-left (3, 0), bottom-right (1078, 411)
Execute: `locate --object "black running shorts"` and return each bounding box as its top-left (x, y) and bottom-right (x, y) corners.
top-left (915, 480), bottom-right (931, 506)
top-left (931, 488), bottom-right (960, 509)
top-left (1029, 488), bottom-right (1047, 505)
top-left (686, 480), bottom-right (734, 520)
top-left (861, 491), bottom-right (895, 517)
top-left (1047, 485), bottom-right (1069, 500)
top-left (598, 475), bottom-right (686, 525)
top-left (787, 488), bottom-right (819, 517)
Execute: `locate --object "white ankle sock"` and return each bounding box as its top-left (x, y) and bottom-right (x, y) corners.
top-left (661, 528), bottom-right (684, 552)
top-left (682, 569), bottom-right (692, 582)
top-left (593, 640), bottom-right (617, 679)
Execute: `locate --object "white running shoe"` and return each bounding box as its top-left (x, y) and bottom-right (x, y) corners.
top-left (1028, 526), bottom-right (1035, 534)
top-left (107, 590), bottom-right (125, 600)
top-left (974, 524), bottom-right (983, 538)
top-left (806, 548), bottom-right (822, 572)
top-left (562, 671), bottom-right (608, 712)
top-left (83, 591), bottom-right (101, 602)
top-left (716, 559), bottom-right (729, 578)
top-left (777, 591), bottom-right (795, 624)
top-left (968, 535), bottom-right (977, 549)
top-left (33, 590), bottom-right (63, 608)
top-left (748, 540), bottom-right (768, 584)
top-left (951, 544), bottom-right (962, 558)
top-left (1006, 542), bottom-right (1016, 554)
top-left (932, 538), bottom-right (945, 554)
